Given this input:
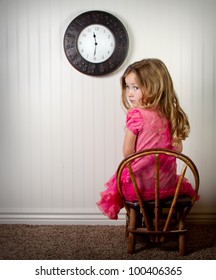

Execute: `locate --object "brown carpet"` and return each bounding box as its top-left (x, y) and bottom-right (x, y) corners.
top-left (0, 224), bottom-right (215, 260)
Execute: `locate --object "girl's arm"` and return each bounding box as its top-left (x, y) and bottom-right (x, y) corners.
top-left (123, 128), bottom-right (137, 158)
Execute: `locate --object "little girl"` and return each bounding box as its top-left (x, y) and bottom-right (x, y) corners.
top-left (96, 58), bottom-right (199, 220)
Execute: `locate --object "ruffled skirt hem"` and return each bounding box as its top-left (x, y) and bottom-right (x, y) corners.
top-left (96, 176), bottom-right (199, 220)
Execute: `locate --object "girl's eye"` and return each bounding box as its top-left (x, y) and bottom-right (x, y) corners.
top-left (125, 85), bottom-right (130, 92)
top-left (125, 85), bottom-right (139, 91)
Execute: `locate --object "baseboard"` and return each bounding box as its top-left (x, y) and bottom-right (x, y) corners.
top-left (0, 209), bottom-right (215, 225)
top-left (0, 209), bottom-right (125, 225)
top-left (186, 211), bottom-right (216, 225)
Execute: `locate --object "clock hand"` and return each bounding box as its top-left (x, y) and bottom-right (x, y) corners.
top-left (93, 32), bottom-right (97, 44)
top-left (93, 32), bottom-right (98, 56)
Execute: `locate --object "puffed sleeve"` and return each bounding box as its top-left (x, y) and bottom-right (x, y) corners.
top-left (126, 108), bottom-right (143, 135)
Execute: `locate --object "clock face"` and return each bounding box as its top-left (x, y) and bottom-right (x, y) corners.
top-left (77, 24), bottom-right (115, 63)
top-left (63, 10), bottom-right (129, 76)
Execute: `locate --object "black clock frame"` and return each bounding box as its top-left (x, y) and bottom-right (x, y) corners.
top-left (63, 10), bottom-right (129, 76)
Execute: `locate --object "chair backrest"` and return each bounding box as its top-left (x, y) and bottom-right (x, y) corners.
top-left (117, 148), bottom-right (200, 232)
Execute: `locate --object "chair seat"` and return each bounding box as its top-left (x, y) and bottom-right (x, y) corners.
top-left (125, 195), bottom-right (192, 209)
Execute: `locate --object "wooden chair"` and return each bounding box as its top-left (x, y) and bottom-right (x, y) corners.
top-left (117, 148), bottom-right (199, 255)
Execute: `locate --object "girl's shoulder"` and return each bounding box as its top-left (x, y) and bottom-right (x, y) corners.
top-left (127, 107), bottom-right (158, 118)
top-left (127, 106), bottom-right (151, 114)
top-left (127, 107), bottom-right (169, 127)
top-left (127, 107), bottom-right (144, 119)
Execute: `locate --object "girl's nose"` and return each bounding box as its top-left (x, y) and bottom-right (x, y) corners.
top-left (128, 88), bottom-right (133, 97)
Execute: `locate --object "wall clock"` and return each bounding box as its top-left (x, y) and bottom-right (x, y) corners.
top-left (63, 10), bottom-right (129, 76)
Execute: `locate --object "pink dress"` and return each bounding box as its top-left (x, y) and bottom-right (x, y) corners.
top-left (96, 108), bottom-right (199, 220)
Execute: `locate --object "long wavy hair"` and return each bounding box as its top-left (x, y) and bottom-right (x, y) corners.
top-left (121, 58), bottom-right (190, 141)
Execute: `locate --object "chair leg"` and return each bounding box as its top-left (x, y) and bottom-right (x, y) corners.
top-left (125, 213), bottom-right (129, 237)
top-left (178, 210), bottom-right (187, 256)
top-left (179, 232), bottom-right (187, 256)
top-left (128, 208), bottom-right (136, 254)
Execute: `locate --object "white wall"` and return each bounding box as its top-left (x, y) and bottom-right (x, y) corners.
top-left (0, 0), bottom-right (215, 224)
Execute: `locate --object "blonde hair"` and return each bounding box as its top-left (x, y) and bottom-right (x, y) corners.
top-left (121, 58), bottom-right (190, 141)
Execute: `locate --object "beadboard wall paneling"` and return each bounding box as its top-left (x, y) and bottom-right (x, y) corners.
top-left (0, 0), bottom-right (215, 224)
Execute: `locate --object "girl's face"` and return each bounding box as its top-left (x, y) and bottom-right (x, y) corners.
top-left (125, 72), bottom-right (143, 107)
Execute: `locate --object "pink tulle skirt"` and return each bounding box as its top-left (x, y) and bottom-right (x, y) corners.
top-left (97, 165), bottom-right (199, 220)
